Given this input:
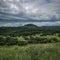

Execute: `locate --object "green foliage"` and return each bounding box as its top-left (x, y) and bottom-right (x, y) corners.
top-left (0, 25), bottom-right (60, 60)
top-left (0, 35), bottom-right (60, 46)
top-left (17, 41), bottom-right (28, 46)
top-left (0, 26), bottom-right (60, 46)
top-left (0, 36), bottom-right (28, 46)
top-left (0, 36), bottom-right (17, 46)
top-left (0, 43), bottom-right (60, 60)
top-left (0, 36), bottom-right (6, 46)
top-left (0, 26), bottom-right (60, 36)
top-left (5, 37), bottom-right (18, 46)
top-left (24, 35), bottom-right (60, 44)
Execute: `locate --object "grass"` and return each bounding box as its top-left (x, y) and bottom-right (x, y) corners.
top-left (0, 43), bottom-right (60, 60)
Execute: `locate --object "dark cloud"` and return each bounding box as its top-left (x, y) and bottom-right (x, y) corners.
top-left (0, 0), bottom-right (60, 26)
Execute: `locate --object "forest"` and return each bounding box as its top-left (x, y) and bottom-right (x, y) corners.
top-left (0, 24), bottom-right (60, 46)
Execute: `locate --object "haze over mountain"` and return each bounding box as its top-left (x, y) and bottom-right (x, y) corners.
top-left (0, 0), bottom-right (60, 27)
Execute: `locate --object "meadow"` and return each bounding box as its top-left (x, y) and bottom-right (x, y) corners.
top-left (0, 43), bottom-right (60, 60)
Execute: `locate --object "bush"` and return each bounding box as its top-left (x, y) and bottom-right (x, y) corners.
top-left (17, 40), bottom-right (28, 46)
top-left (0, 35), bottom-right (60, 46)
top-left (0, 36), bottom-right (6, 45)
top-left (0, 36), bottom-right (28, 46)
top-left (5, 37), bottom-right (18, 46)
top-left (28, 37), bottom-right (60, 44)
top-left (28, 37), bottom-right (48, 44)
top-left (49, 38), bottom-right (58, 43)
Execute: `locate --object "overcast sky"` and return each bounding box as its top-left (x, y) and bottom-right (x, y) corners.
top-left (0, 0), bottom-right (60, 27)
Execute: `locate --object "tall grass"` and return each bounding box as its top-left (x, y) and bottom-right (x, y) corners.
top-left (0, 43), bottom-right (60, 60)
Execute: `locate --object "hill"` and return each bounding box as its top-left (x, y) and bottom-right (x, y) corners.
top-left (23, 24), bottom-right (38, 28)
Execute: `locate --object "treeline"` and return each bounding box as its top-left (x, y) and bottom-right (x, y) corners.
top-left (0, 36), bottom-right (27, 46)
top-left (0, 26), bottom-right (60, 46)
top-left (24, 36), bottom-right (60, 44)
top-left (0, 36), bottom-right (60, 46)
top-left (0, 26), bottom-right (60, 36)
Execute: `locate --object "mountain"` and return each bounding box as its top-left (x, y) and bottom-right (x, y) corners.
top-left (21, 24), bottom-right (38, 29)
top-left (24, 24), bottom-right (38, 27)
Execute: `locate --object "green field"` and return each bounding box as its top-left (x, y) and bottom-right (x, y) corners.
top-left (0, 43), bottom-right (60, 60)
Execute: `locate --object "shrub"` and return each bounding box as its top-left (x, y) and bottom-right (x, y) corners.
top-left (17, 40), bottom-right (28, 46)
top-left (5, 37), bottom-right (18, 46)
top-left (0, 36), bottom-right (6, 45)
top-left (28, 37), bottom-right (48, 44)
top-left (49, 38), bottom-right (58, 43)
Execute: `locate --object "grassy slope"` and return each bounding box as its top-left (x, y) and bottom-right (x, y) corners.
top-left (0, 43), bottom-right (60, 60)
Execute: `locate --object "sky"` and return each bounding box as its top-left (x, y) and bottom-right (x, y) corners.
top-left (0, 0), bottom-right (60, 27)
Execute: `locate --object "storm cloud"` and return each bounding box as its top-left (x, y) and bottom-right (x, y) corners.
top-left (0, 0), bottom-right (60, 26)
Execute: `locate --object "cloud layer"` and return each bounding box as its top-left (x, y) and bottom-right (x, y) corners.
top-left (0, 0), bottom-right (60, 26)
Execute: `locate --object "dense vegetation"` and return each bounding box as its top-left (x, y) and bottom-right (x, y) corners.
top-left (0, 24), bottom-right (60, 60)
top-left (0, 24), bottom-right (60, 46)
top-left (0, 26), bottom-right (60, 36)
top-left (0, 43), bottom-right (60, 60)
